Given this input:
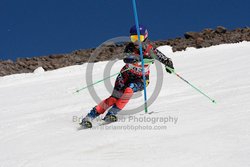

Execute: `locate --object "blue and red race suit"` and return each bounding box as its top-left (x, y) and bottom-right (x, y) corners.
top-left (95, 41), bottom-right (174, 113)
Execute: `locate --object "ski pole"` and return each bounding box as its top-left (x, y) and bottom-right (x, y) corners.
top-left (74, 59), bottom-right (154, 94)
top-left (74, 67), bottom-right (131, 94)
top-left (165, 66), bottom-right (216, 104)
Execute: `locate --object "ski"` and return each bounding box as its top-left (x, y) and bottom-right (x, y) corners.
top-left (77, 115), bottom-right (118, 130)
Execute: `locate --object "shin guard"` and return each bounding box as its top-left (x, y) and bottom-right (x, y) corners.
top-left (95, 96), bottom-right (117, 114)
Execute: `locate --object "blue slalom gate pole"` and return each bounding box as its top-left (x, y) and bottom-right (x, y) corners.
top-left (132, 0), bottom-right (148, 113)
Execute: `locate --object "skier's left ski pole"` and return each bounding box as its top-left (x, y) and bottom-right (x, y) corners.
top-left (149, 49), bottom-right (216, 104)
top-left (165, 66), bottom-right (216, 104)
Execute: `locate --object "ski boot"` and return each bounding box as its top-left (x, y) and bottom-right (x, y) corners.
top-left (80, 107), bottom-right (99, 129)
top-left (103, 105), bottom-right (120, 123)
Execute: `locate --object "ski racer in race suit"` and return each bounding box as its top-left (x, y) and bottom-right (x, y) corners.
top-left (80, 25), bottom-right (174, 124)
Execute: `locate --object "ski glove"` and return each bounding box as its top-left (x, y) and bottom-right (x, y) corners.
top-left (123, 55), bottom-right (140, 64)
top-left (165, 58), bottom-right (174, 74)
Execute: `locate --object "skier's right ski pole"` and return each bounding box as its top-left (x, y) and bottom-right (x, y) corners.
top-left (165, 66), bottom-right (216, 104)
top-left (74, 59), bottom-right (154, 94)
top-left (74, 67), bottom-right (130, 94)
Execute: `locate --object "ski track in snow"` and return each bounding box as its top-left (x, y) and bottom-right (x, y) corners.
top-left (0, 42), bottom-right (250, 167)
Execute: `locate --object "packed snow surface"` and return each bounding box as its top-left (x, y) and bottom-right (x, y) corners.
top-left (0, 42), bottom-right (250, 167)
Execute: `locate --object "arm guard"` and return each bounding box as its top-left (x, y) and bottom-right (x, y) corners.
top-left (153, 49), bottom-right (174, 73)
top-left (123, 55), bottom-right (140, 64)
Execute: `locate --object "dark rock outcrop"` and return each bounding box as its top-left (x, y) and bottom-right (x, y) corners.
top-left (1, 26), bottom-right (250, 77)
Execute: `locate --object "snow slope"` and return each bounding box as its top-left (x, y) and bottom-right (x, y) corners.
top-left (0, 42), bottom-right (250, 167)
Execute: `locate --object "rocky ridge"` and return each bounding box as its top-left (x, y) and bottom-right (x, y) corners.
top-left (0, 26), bottom-right (250, 77)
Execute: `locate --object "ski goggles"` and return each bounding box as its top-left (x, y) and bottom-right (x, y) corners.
top-left (130, 35), bottom-right (145, 42)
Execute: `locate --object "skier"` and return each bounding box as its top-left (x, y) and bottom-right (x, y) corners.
top-left (80, 25), bottom-right (174, 128)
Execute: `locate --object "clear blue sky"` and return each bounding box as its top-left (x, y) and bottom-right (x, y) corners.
top-left (0, 0), bottom-right (249, 61)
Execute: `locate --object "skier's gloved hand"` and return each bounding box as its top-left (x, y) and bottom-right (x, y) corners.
top-left (165, 58), bottom-right (174, 74)
top-left (123, 55), bottom-right (139, 64)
